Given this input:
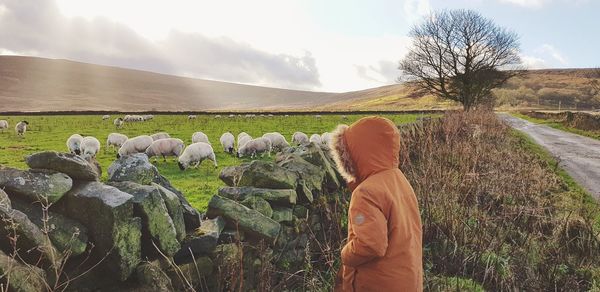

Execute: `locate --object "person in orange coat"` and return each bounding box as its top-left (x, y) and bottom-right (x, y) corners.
top-left (330, 116), bottom-right (423, 292)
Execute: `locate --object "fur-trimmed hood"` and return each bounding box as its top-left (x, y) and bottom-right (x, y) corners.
top-left (330, 116), bottom-right (400, 183)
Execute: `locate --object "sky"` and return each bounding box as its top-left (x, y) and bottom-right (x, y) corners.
top-left (0, 0), bottom-right (598, 92)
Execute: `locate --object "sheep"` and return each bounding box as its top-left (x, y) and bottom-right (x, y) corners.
top-left (143, 114), bottom-right (154, 121)
top-left (192, 131), bottom-right (210, 144)
top-left (0, 120), bottom-right (8, 130)
top-left (66, 134), bottom-right (84, 155)
top-left (228, 114), bottom-right (235, 118)
top-left (178, 142), bottom-right (217, 170)
top-left (215, 115), bottom-right (221, 119)
top-left (309, 134), bottom-right (322, 144)
top-left (102, 115), bottom-right (110, 120)
top-left (106, 133), bottom-right (128, 151)
top-left (220, 132), bottom-right (235, 154)
top-left (114, 118), bottom-right (124, 128)
top-left (151, 132), bottom-right (170, 141)
top-left (15, 121), bottom-right (28, 136)
top-left (117, 135), bottom-right (153, 158)
top-left (145, 138), bottom-right (185, 162)
top-left (237, 132), bottom-right (250, 141)
top-left (262, 132), bottom-right (289, 151)
top-left (238, 137), bottom-right (271, 158)
top-left (292, 131), bottom-right (309, 146)
top-left (80, 136), bottom-right (101, 160)
top-left (124, 115), bottom-right (144, 122)
top-left (321, 132), bottom-right (333, 147)
top-left (315, 114), bottom-right (322, 119)
top-left (188, 115), bottom-right (197, 120)
top-left (237, 133), bottom-right (252, 149)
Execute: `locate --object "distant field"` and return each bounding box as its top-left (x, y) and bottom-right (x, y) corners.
top-left (0, 114), bottom-right (422, 210)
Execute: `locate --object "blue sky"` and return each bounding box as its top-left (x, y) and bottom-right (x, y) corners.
top-left (0, 0), bottom-right (597, 92)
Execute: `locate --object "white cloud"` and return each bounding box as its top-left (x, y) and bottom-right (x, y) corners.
top-left (520, 54), bottom-right (548, 69)
top-left (403, 0), bottom-right (431, 24)
top-left (499, 0), bottom-right (547, 8)
top-left (537, 44), bottom-right (568, 65)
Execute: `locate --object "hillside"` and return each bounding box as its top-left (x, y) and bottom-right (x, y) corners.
top-left (0, 56), bottom-right (337, 112)
top-left (0, 56), bottom-right (597, 112)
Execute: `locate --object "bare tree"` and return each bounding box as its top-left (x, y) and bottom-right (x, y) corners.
top-left (399, 10), bottom-right (522, 110)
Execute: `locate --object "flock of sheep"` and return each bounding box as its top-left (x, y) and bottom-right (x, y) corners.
top-left (62, 114), bottom-right (335, 171)
top-left (0, 120), bottom-right (29, 136)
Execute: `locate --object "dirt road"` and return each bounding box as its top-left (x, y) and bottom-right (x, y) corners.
top-left (500, 114), bottom-right (600, 200)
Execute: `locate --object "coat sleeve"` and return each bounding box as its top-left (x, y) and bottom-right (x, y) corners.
top-left (341, 189), bottom-right (389, 267)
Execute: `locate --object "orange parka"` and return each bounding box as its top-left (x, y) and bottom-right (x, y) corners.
top-left (330, 116), bottom-right (423, 292)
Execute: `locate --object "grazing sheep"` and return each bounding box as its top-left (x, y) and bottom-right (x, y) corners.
top-left (238, 137), bottom-right (272, 158)
top-left (106, 133), bottom-right (128, 151)
top-left (309, 134), bottom-right (322, 144)
top-left (315, 114), bottom-right (322, 119)
top-left (321, 132), bottom-right (333, 147)
top-left (220, 132), bottom-right (235, 154)
top-left (292, 131), bottom-right (309, 146)
top-left (66, 134), bottom-right (84, 155)
top-left (215, 115), bottom-right (221, 118)
top-left (262, 132), bottom-right (289, 151)
top-left (237, 132), bottom-right (250, 141)
top-left (284, 114), bottom-right (289, 117)
top-left (143, 114), bottom-right (154, 121)
top-left (15, 121), bottom-right (28, 136)
top-left (102, 115), bottom-right (110, 120)
top-left (267, 114), bottom-right (274, 117)
top-left (80, 136), bottom-right (101, 160)
top-left (114, 118), bottom-right (124, 128)
top-left (342, 115), bottom-right (348, 120)
top-left (178, 142), bottom-right (217, 170)
top-left (151, 132), bottom-right (170, 141)
top-left (237, 133), bottom-right (252, 149)
top-left (124, 115), bottom-right (144, 122)
top-left (188, 115), bottom-right (197, 120)
top-left (228, 114), bottom-right (235, 118)
top-left (117, 135), bottom-right (153, 158)
top-left (145, 138), bottom-right (185, 162)
top-left (192, 131), bottom-right (210, 144)
top-left (0, 120), bottom-right (8, 130)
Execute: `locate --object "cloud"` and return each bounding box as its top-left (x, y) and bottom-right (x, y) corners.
top-left (0, 0), bottom-right (321, 90)
top-left (404, 0), bottom-right (431, 24)
top-left (537, 44), bottom-right (568, 65)
top-left (520, 54), bottom-right (549, 69)
top-left (355, 60), bottom-right (399, 84)
top-left (499, 0), bottom-right (547, 8)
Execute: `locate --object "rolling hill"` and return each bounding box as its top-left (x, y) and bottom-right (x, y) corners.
top-left (0, 56), bottom-right (597, 112)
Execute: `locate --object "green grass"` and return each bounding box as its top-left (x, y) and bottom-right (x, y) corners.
top-left (0, 114), bottom-right (421, 211)
top-left (512, 112), bottom-right (600, 140)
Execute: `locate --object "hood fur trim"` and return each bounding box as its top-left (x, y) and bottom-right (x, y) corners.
top-left (329, 124), bottom-right (357, 183)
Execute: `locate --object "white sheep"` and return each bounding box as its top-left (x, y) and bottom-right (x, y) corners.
top-left (237, 132), bottom-right (249, 141)
top-left (145, 138), bottom-right (185, 162)
top-left (219, 132), bottom-right (235, 154)
top-left (80, 136), bottom-right (101, 160)
top-left (309, 134), bottom-right (322, 144)
top-left (15, 121), bottom-right (28, 136)
top-left (192, 131), bottom-right (210, 144)
top-left (238, 137), bottom-right (272, 158)
top-left (321, 132), bottom-right (333, 147)
top-left (114, 118), bottom-right (124, 128)
top-left (237, 133), bottom-right (252, 149)
top-left (117, 135), bottom-right (153, 158)
top-left (66, 134), bottom-right (84, 155)
top-left (106, 133), bottom-right (128, 151)
top-left (292, 131), bottom-right (309, 146)
top-left (143, 114), bottom-right (154, 121)
top-left (228, 114), bottom-right (235, 118)
top-left (188, 115), bottom-right (197, 120)
top-left (102, 115), bottom-right (110, 120)
top-left (215, 115), bottom-right (221, 119)
top-left (0, 120), bottom-right (8, 130)
top-left (178, 142), bottom-right (217, 170)
top-left (151, 132), bottom-right (170, 141)
top-left (315, 114), bottom-right (322, 119)
top-left (124, 115), bottom-right (143, 122)
top-left (262, 132), bottom-right (289, 151)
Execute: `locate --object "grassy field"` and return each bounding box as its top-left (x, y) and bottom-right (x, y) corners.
top-left (511, 112), bottom-right (600, 140)
top-left (0, 113), bottom-right (422, 210)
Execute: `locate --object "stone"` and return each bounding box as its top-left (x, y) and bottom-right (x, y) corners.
top-left (293, 205), bottom-right (309, 220)
top-left (153, 173), bottom-right (202, 231)
top-left (0, 188), bottom-right (11, 211)
top-left (291, 143), bottom-right (341, 191)
top-left (152, 183), bottom-right (186, 241)
top-left (167, 256), bottom-right (213, 291)
top-left (277, 154), bottom-right (324, 203)
top-left (25, 151), bottom-right (100, 181)
top-left (272, 207), bottom-right (293, 224)
top-left (0, 249), bottom-right (47, 292)
top-left (0, 167), bottom-right (72, 204)
top-left (108, 153), bottom-right (157, 185)
top-left (55, 181), bottom-right (141, 281)
top-left (212, 243), bottom-right (241, 263)
top-left (219, 163), bottom-right (250, 186)
top-left (0, 206), bottom-right (60, 265)
top-left (219, 228), bottom-right (245, 244)
top-left (218, 187), bottom-right (297, 206)
top-left (135, 261), bottom-right (174, 292)
top-left (109, 181), bottom-right (180, 257)
top-left (12, 199), bottom-right (88, 257)
top-left (237, 160), bottom-right (298, 189)
top-left (206, 195), bottom-right (280, 243)
top-left (241, 196), bottom-right (273, 218)
top-left (173, 216), bottom-right (225, 264)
